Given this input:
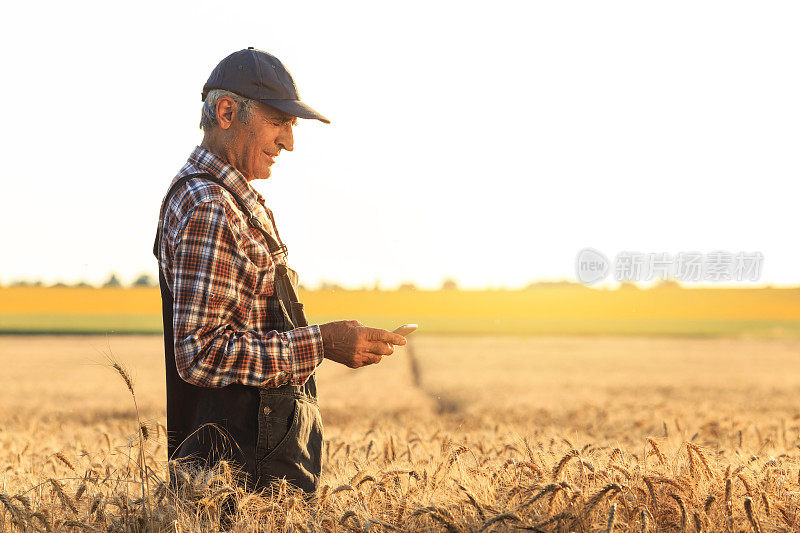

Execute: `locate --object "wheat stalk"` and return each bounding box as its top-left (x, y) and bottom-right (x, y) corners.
top-left (647, 438), bottom-right (667, 466)
top-left (744, 497), bottom-right (762, 533)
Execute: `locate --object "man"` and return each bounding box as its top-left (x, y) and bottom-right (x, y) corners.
top-left (154, 48), bottom-right (406, 493)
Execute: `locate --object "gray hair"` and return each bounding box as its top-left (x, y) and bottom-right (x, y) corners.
top-left (199, 89), bottom-right (255, 131)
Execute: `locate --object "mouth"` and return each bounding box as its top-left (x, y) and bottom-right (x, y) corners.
top-left (263, 152), bottom-right (278, 165)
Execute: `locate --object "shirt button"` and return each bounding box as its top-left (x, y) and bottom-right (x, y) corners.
top-left (263, 406), bottom-right (271, 415)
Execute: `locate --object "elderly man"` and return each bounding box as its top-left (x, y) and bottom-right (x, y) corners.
top-left (153, 48), bottom-right (406, 493)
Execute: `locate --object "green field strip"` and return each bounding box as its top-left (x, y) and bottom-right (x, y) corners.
top-left (0, 314), bottom-right (164, 334)
top-left (1, 314), bottom-right (799, 338)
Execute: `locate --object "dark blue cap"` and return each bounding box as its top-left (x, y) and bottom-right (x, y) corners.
top-left (202, 48), bottom-right (330, 124)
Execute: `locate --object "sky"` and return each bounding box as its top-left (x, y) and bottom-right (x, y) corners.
top-left (1, 1), bottom-right (798, 289)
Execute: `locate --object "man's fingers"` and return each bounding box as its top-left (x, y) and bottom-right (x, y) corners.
top-left (361, 352), bottom-right (383, 366)
top-left (363, 327), bottom-right (407, 346)
top-left (365, 341), bottom-right (394, 356)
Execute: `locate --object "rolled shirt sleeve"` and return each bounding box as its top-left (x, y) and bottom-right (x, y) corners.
top-left (170, 199), bottom-right (323, 388)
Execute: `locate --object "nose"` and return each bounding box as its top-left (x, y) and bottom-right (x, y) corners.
top-left (277, 123), bottom-right (294, 152)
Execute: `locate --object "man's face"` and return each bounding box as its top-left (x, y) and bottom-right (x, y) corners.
top-left (226, 101), bottom-right (296, 181)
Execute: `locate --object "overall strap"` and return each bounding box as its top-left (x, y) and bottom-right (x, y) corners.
top-left (153, 172), bottom-right (287, 261)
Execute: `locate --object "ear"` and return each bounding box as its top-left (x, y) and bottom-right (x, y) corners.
top-left (215, 97), bottom-right (236, 130)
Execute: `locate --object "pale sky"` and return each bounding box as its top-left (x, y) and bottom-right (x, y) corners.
top-left (1, 1), bottom-right (798, 289)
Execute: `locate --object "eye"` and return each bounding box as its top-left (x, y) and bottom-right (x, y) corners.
top-left (266, 117), bottom-right (294, 128)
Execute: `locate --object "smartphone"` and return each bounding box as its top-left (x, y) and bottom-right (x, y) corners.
top-left (392, 323), bottom-right (418, 336)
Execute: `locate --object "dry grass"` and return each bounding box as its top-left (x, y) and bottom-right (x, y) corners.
top-left (2, 334), bottom-right (800, 531)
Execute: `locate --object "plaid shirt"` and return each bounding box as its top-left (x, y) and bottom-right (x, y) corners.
top-left (156, 146), bottom-right (323, 389)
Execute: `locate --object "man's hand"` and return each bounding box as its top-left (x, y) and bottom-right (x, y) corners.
top-left (319, 320), bottom-right (407, 368)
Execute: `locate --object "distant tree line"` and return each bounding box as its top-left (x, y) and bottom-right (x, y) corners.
top-left (2, 275), bottom-right (664, 291)
top-left (4, 272), bottom-right (159, 288)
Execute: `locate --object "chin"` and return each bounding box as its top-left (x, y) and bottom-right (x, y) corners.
top-left (252, 168), bottom-right (272, 181)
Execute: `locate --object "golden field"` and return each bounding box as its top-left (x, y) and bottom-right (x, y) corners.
top-left (3, 334), bottom-right (800, 531)
top-left (1, 284), bottom-right (799, 336)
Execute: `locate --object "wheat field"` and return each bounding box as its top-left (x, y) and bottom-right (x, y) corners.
top-left (2, 334), bottom-right (800, 531)
top-left (2, 285), bottom-right (799, 337)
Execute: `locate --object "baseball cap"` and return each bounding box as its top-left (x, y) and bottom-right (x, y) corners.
top-left (202, 47), bottom-right (330, 124)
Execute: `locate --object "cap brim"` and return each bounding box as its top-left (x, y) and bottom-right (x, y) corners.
top-left (261, 99), bottom-right (330, 124)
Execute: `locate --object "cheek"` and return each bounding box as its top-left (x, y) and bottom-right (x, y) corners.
top-left (248, 131), bottom-right (264, 153)
top-left (245, 133), bottom-right (263, 162)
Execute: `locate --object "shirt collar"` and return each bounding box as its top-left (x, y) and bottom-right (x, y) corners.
top-left (185, 146), bottom-right (263, 213)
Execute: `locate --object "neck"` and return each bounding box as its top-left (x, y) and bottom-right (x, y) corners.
top-left (200, 133), bottom-right (245, 179)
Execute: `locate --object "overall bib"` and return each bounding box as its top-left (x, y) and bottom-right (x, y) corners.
top-left (154, 173), bottom-right (323, 493)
